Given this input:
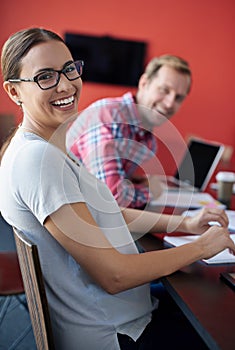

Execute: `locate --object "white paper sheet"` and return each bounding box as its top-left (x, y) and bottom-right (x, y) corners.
top-left (150, 191), bottom-right (225, 209)
top-left (164, 234), bottom-right (235, 264)
top-left (182, 209), bottom-right (235, 232)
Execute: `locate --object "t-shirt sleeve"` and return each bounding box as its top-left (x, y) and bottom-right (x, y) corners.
top-left (13, 141), bottom-right (85, 225)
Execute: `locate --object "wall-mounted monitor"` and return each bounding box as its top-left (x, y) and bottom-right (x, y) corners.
top-left (65, 32), bottom-right (147, 87)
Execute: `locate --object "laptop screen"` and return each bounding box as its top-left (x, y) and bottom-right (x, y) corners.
top-left (174, 139), bottom-right (224, 191)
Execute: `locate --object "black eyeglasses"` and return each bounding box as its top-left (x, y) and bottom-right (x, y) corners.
top-left (8, 60), bottom-right (84, 90)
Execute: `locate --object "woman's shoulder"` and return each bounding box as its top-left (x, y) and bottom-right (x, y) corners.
top-left (4, 132), bottom-right (66, 170)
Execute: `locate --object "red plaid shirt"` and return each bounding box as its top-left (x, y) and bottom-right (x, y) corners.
top-left (67, 93), bottom-right (157, 208)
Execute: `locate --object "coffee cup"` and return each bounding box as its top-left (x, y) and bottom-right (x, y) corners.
top-left (216, 171), bottom-right (235, 208)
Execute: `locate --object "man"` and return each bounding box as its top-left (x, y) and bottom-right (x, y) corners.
top-left (67, 55), bottom-right (192, 209)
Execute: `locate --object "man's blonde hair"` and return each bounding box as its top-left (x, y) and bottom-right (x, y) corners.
top-left (144, 54), bottom-right (192, 92)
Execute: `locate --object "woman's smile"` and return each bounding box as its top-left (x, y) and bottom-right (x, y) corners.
top-left (51, 94), bottom-right (75, 109)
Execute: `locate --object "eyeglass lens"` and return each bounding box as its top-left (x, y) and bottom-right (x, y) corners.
top-left (37, 61), bottom-right (83, 89)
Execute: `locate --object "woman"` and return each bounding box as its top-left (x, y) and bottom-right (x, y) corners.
top-left (0, 28), bottom-right (234, 350)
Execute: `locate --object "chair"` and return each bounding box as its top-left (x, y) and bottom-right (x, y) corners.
top-left (0, 250), bottom-right (25, 322)
top-left (0, 216), bottom-right (35, 348)
top-left (0, 251), bottom-right (24, 296)
top-left (0, 213), bottom-right (25, 321)
top-left (13, 227), bottom-right (55, 350)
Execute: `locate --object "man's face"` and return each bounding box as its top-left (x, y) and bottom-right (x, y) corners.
top-left (136, 65), bottom-right (191, 129)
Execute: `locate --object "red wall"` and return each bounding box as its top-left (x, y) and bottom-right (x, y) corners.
top-left (1, 0), bottom-right (235, 170)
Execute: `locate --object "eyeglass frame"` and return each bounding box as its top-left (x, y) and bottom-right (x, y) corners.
top-left (8, 60), bottom-right (84, 90)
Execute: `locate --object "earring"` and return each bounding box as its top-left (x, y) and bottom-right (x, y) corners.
top-left (16, 100), bottom-right (22, 106)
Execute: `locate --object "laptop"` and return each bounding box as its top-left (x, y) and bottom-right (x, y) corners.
top-left (161, 138), bottom-right (224, 192)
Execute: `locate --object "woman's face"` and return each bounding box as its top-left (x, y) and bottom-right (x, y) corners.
top-left (11, 40), bottom-right (82, 129)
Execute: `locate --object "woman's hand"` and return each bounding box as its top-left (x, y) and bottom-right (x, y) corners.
top-left (194, 225), bottom-right (235, 260)
top-left (183, 207), bottom-right (229, 235)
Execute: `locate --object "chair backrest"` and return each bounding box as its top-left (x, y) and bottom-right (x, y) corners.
top-left (13, 227), bottom-right (55, 350)
top-left (0, 251), bottom-right (24, 295)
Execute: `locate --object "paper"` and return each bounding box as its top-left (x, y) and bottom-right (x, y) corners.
top-left (182, 209), bottom-right (235, 232)
top-left (150, 191), bottom-right (225, 209)
top-left (164, 234), bottom-right (235, 264)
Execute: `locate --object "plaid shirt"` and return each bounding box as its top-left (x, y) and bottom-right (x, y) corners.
top-left (67, 92), bottom-right (157, 208)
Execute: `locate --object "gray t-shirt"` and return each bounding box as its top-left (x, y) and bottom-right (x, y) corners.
top-left (0, 131), bottom-right (157, 350)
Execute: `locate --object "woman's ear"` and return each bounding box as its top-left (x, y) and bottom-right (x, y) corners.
top-left (3, 81), bottom-right (22, 106)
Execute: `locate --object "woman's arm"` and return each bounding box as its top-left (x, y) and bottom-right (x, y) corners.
top-left (45, 202), bottom-right (234, 295)
top-left (121, 206), bottom-right (229, 235)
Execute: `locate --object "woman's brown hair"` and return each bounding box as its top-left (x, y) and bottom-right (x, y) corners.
top-left (0, 27), bottom-right (65, 163)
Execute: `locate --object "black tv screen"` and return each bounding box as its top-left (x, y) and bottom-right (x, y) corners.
top-left (65, 32), bottom-right (147, 87)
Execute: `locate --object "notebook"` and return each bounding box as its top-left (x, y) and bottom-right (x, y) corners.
top-left (161, 138), bottom-right (224, 192)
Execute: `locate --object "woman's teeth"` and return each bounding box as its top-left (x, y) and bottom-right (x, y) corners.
top-left (53, 96), bottom-right (74, 106)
